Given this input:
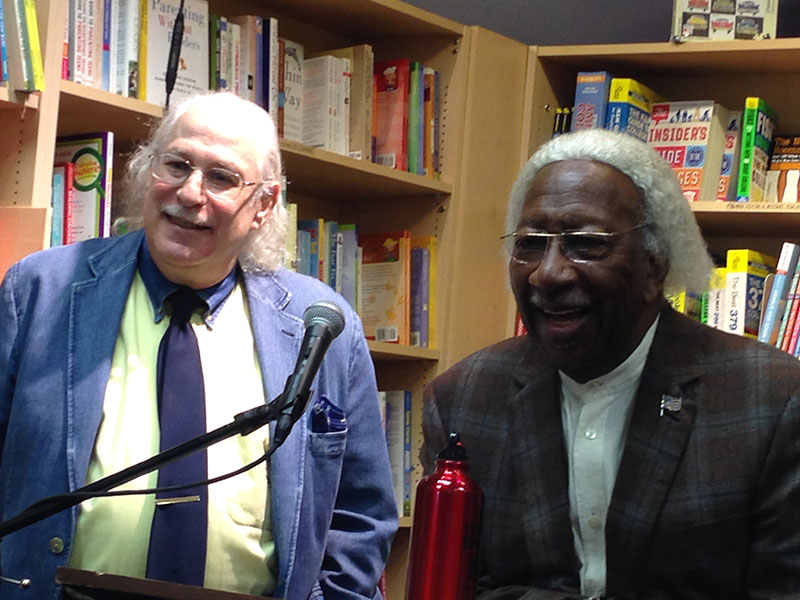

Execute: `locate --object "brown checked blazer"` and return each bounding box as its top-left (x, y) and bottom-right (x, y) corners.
top-left (422, 304), bottom-right (800, 600)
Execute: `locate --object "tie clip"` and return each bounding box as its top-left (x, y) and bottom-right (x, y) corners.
top-left (155, 495), bottom-right (200, 506)
top-left (660, 394), bottom-right (682, 418)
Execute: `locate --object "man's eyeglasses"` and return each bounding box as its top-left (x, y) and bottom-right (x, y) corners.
top-left (151, 153), bottom-right (261, 201)
top-left (502, 224), bottom-right (647, 266)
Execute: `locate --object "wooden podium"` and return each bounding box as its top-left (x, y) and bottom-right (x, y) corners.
top-left (56, 568), bottom-right (279, 600)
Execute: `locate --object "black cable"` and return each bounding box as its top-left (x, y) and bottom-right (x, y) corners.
top-left (165, 0), bottom-right (186, 107)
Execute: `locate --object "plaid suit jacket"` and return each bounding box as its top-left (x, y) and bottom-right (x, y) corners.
top-left (422, 305), bottom-right (800, 599)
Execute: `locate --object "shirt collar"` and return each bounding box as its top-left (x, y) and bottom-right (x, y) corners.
top-left (138, 238), bottom-right (239, 327)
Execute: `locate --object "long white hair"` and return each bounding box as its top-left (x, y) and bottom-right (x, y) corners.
top-left (506, 129), bottom-right (712, 294)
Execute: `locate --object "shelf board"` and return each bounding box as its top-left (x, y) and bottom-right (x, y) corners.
top-left (58, 80), bottom-right (162, 143)
top-left (263, 0), bottom-right (463, 38)
top-left (281, 139), bottom-right (451, 201)
top-left (367, 340), bottom-right (439, 361)
top-left (692, 201), bottom-right (800, 238)
top-left (537, 38), bottom-right (800, 76)
top-left (0, 87), bottom-right (39, 110)
top-left (398, 516), bottom-right (412, 529)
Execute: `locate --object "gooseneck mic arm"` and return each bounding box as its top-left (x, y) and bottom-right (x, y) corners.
top-left (0, 301), bottom-right (345, 539)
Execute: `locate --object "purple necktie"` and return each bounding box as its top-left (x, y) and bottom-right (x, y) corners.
top-left (146, 288), bottom-right (208, 586)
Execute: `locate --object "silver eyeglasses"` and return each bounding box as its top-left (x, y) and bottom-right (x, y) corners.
top-left (502, 224), bottom-right (647, 266)
top-left (151, 153), bottom-right (261, 200)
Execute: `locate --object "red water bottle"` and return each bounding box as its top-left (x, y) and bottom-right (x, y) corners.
top-left (405, 432), bottom-right (484, 600)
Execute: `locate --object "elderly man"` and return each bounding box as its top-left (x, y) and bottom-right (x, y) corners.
top-left (422, 129), bottom-right (800, 599)
top-left (0, 92), bottom-right (396, 600)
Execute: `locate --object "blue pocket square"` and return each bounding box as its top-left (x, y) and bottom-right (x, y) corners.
top-left (311, 396), bottom-right (347, 433)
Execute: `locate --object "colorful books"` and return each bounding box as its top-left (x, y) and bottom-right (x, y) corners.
top-left (360, 230), bottom-right (410, 344)
top-left (605, 77), bottom-right (661, 143)
top-left (665, 288), bottom-right (702, 321)
top-left (723, 248), bottom-right (776, 338)
top-left (374, 58), bottom-right (410, 171)
top-left (759, 242), bottom-right (800, 345)
top-left (297, 218), bottom-right (324, 280)
top-left (384, 389), bottom-right (412, 517)
top-left (53, 132), bottom-right (114, 242)
top-left (736, 97), bottom-right (778, 202)
top-left (339, 224), bottom-right (359, 311)
top-left (717, 111), bottom-right (742, 201)
top-left (228, 15), bottom-right (262, 103)
top-left (138, 0), bottom-right (209, 106)
top-left (571, 71), bottom-right (612, 132)
top-left (648, 100), bottom-right (730, 202)
top-left (3, 0), bottom-right (45, 91)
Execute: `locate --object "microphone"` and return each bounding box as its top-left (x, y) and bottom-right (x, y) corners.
top-left (165, 0), bottom-right (185, 107)
top-left (272, 301), bottom-right (346, 447)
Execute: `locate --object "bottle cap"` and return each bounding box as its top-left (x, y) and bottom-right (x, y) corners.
top-left (437, 432), bottom-right (468, 461)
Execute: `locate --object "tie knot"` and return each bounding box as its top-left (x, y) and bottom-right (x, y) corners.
top-left (167, 289), bottom-right (206, 324)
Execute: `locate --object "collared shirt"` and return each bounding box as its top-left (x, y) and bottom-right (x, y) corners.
top-left (559, 316), bottom-right (659, 597)
top-left (68, 241), bottom-right (277, 595)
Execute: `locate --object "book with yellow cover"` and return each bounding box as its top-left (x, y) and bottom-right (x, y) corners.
top-left (605, 77), bottom-right (662, 143)
top-left (360, 230), bottom-right (410, 345)
top-left (723, 248), bottom-right (776, 338)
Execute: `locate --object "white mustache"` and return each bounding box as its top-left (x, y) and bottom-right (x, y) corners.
top-left (162, 204), bottom-right (210, 227)
top-left (528, 291), bottom-right (590, 311)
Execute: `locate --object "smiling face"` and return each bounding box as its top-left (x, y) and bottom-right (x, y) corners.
top-left (142, 105), bottom-right (277, 288)
top-left (510, 159), bottom-right (666, 382)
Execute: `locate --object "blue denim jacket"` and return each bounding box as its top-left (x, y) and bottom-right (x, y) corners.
top-left (0, 230), bottom-right (397, 599)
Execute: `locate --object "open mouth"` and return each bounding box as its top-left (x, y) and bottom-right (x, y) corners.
top-left (165, 213), bottom-right (211, 231)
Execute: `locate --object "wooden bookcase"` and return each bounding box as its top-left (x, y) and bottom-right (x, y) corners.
top-left (521, 39), bottom-right (800, 266)
top-left (0, 1), bottom-right (529, 598)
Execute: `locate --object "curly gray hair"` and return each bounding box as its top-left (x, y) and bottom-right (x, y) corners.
top-left (506, 129), bottom-right (712, 294)
top-left (118, 91), bottom-right (288, 273)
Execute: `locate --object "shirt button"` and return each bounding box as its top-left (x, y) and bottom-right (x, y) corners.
top-left (584, 429), bottom-right (598, 440)
top-left (587, 516), bottom-right (603, 529)
top-left (49, 537), bottom-right (65, 554)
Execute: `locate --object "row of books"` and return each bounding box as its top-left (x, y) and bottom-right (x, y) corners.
top-left (379, 389), bottom-right (412, 518)
top-left (50, 131), bottom-right (114, 245)
top-left (569, 70), bottom-right (790, 204)
top-left (289, 217), bottom-right (436, 349)
top-left (668, 243), bottom-right (800, 359)
top-left (56, 0), bottom-right (442, 177)
top-left (0, 0), bottom-right (46, 91)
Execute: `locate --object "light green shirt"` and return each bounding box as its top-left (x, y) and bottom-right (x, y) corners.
top-left (68, 273), bottom-right (277, 595)
top-left (559, 316), bottom-right (659, 597)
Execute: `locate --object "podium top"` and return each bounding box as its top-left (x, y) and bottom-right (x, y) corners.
top-left (56, 567), bottom-right (279, 600)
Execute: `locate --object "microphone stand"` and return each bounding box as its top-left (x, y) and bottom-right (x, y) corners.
top-left (0, 397), bottom-right (283, 538)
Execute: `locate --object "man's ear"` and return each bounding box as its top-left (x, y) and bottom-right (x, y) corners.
top-left (252, 183), bottom-right (280, 229)
top-left (645, 252), bottom-right (669, 303)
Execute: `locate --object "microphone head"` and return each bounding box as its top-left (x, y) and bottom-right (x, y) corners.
top-left (303, 301), bottom-right (346, 339)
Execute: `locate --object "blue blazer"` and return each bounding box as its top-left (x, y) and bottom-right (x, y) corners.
top-left (0, 230), bottom-right (397, 600)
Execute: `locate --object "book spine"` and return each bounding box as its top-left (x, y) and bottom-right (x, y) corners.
top-left (63, 162), bottom-right (75, 245)
top-left (277, 37), bottom-right (285, 136)
top-left (571, 71), bottom-right (611, 132)
top-left (5, 0), bottom-right (32, 90)
top-left (136, 0), bottom-right (146, 99)
top-left (402, 390), bottom-right (412, 518)
top-left (0, 0), bottom-right (8, 82)
top-left (101, 0), bottom-right (111, 90)
top-left (254, 16), bottom-right (263, 106)
top-left (264, 16), bottom-right (279, 117)
top-left (758, 242), bottom-right (799, 344)
top-left (50, 167), bottom-right (66, 247)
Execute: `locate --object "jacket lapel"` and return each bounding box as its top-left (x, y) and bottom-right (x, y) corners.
top-left (242, 272), bottom-right (304, 596)
top-left (67, 232), bottom-right (142, 491)
top-left (605, 308), bottom-right (701, 594)
top-left (509, 363), bottom-right (581, 579)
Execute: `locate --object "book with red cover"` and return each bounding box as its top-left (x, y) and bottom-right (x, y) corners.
top-left (360, 230), bottom-right (410, 344)
top-left (374, 59), bottom-right (410, 171)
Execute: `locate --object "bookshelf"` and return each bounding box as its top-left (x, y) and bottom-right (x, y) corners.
top-left (521, 38), bottom-right (800, 275)
top-left (1, 0), bottom-right (529, 597)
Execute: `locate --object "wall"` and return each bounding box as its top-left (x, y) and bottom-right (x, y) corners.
top-left (404, 0), bottom-right (800, 45)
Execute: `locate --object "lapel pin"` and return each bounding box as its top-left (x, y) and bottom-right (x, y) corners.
top-left (660, 394), bottom-right (682, 418)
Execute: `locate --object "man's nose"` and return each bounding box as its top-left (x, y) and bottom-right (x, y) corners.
top-left (528, 238), bottom-right (577, 287)
top-left (177, 169), bottom-right (206, 204)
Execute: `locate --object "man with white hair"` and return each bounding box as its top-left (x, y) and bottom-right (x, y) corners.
top-left (0, 92), bottom-right (396, 600)
top-left (422, 129), bottom-right (800, 599)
